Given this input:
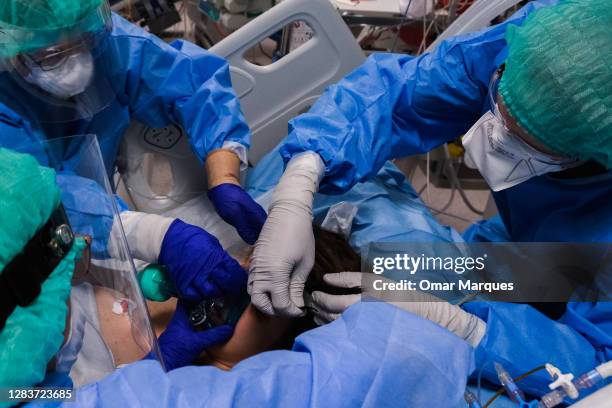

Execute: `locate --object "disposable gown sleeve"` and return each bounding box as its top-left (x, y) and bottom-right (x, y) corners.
top-left (55, 173), bottom-right (124, 258)
top-left (463, 302), bottom-right (612, 398)
top-left (280, 0), bottom-right (557, 194)
top-left (111, 14), bottom-right (250, 163)
top-left (68, 303), bottom-right (475, 408)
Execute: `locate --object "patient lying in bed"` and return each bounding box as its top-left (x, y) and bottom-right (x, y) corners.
top-left (148, 225), bottom-right (363, 370)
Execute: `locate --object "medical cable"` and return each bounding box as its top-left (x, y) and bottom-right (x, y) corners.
top-left (390, 0), bottom-right (413, 53)
top-left (443, 144), bottom-right (485, 215)
top-left (416, 153), bottom-right (483, 221)
top-left (425, 205), bottom-right (476, 224)
top-left (416, 158), bottom-right (456, 212)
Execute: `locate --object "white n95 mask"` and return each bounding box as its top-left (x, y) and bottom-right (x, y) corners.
top-left (462, 111), bottom-right (579, 192)
top-left (24, 51), bottom-right (94, 99)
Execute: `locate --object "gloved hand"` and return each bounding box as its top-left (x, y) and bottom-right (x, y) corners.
top-left (306, 272), bottom-right (487, 347)
top-left (208, 183), bottom-right (267, 245)
top-left (160, 219), bottom-right (247, 302)
top-left (157, 300), bottom-right (233, 371)
top-left (249, 152), bottom-right (326, 316)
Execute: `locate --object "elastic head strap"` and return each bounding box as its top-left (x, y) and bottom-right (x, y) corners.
top-left (0, 205), bottom-right (74, 330)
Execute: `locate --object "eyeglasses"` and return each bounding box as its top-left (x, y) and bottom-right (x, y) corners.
top-left (18, 41), bottom-right (86, 71)
top-left (17, 31), bottom-right (101, 72)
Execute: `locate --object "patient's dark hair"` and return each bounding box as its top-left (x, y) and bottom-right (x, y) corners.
top-left (307, 225), bottom-right (362, 294)
top-left (280, 225), bottom-right (362, 345)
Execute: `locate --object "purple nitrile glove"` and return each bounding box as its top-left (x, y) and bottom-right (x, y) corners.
top-left (208, 183), bottom-right (267, 245)
top-left (156, 300), bottom-right (233, 371)
top-left (159, 219), bottom-right (247, 302)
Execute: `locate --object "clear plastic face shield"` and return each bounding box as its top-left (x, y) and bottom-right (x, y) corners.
top-left (9, 135), bottom-right (162, 387)
top-left (0, 1), bottom-right (118, 124)
top-left (462, 66), bottom-right (581, 191)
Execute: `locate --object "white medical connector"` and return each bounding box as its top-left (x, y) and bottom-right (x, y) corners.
top-left (546, 364), bottom-right (578, 400)
top-left (539, 361), bottom-right (612, 408)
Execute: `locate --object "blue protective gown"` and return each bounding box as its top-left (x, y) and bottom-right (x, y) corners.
top-left (279, 0), bottom-right (612, 244)
top-left (0, 13), bottom-right (250, 177)
top-left (277, 0), bottom-right (611, 398)
top-left (48, 303), bottom-right (474, 407)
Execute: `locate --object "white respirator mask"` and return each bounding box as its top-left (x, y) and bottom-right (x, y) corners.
top-left (24, 51), bottom-right (95, 99)
top-left (462, 111), bottom-right (580, 192)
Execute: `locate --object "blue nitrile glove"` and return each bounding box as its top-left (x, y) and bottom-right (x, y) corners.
top-left (208, 183), bottom-right (267, 245)
top-left (159, 219), bottom-right (248, 302)
top-left (157, 301), bottom-right (233, 371)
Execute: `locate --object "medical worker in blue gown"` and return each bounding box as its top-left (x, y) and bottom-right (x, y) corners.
top-left (248, 0), bottom-right (612, 398)
top-left (0, 0), bottom-right (268, 349)
top-left (0, 148), bottom-right (475, 408)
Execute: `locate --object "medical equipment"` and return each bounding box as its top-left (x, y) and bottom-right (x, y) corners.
top-left (539, 361), bottom-right (612, 408)
top-left (181, 0), bottom-right (276, 47)
top-left (468, 360), bottom-right (612, 408)
top-left (495, 363), bottom-right (528, 405)
top-left (465, 390), bottom-right (483, 408)
top-left (156, 300), bottom-right (234, 370)
top-left (190, 296), bottom-right (250, 328)
top-left (111, 0), bottom-right (182, 34)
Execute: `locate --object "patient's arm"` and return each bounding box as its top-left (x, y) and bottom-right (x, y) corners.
top-left (201, 305), bottom-right (293, 370)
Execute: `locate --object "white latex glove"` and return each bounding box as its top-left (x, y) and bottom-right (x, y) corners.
top-left (249, 152), bottom-right (325, 316)
top-left (307, 272), bottom-right (487, 347)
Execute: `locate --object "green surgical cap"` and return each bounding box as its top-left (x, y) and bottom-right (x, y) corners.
top-left (0, 0), bottom-right (103, 30)
top-left (0, 148), bottom-right (83, 395)
top-left (499, 0), bottom-right (612, 168)
top-left (0, 0), bottom-right (107, 58)
top-left (0, 148), bottom-right (61, 271)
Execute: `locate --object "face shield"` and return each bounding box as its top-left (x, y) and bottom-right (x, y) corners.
top-left (7, 134), bottom-right (162, 389)
top-left (0, 1), bottom-right (119, 124)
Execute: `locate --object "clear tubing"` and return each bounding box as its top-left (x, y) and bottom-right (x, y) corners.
top-left (538, 389), bottom-right (566, 408)
top-left (574, 370), bottom-right (604, 390)
top-left (464, 390), bottom-right (483, 408)
top-left (495, 363), bottom-right (526, 403)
